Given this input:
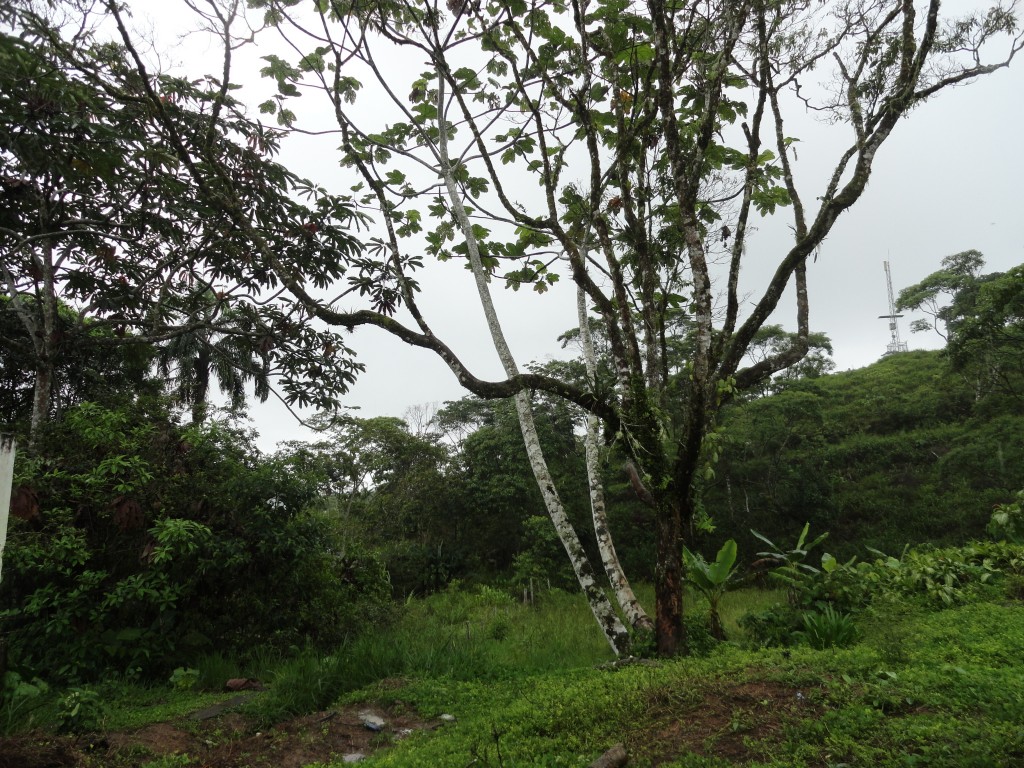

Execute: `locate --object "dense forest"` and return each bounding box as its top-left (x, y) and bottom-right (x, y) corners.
top-left (3, 315), bottom-right (1023, 681)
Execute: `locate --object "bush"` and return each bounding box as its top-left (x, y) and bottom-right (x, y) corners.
top-left (770, 537), bottom-right (1023, 615)
top-left (0, 671), bottom-right (49, 735)
top-left (988, 490), bottom-right (1024, 544)
top-left (0, 401), bottom-right (393, 683)
top-left (738, 605), bottom-right (803, 648)
top-left (795, 605), bottom-right (858, 649)
top-left (56, 687), bottom-right (106, 734)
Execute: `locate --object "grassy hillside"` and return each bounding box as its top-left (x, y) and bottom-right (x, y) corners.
top-left (6, 563), bottom-right (1024, 767)
top-left (702, 350), bottom-right (1024, 560)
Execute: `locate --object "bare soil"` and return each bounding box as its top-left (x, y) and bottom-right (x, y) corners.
top-left (0, 702), bottom-right (439, 768)
top-left (0, 679), bottom-right (821, 767)
top-left (632, 679), bottom-right (820, 765)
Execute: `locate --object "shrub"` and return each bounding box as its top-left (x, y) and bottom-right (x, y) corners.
top-left (56, 686), bottom-right (106, 734)
top-left (0, 671), bottom-right (49, 735)
top-left (988, 490), bottom-right (1024, 544)
top-left (683, 539), bottom-right (740, 640)
top-left (738, 604), bottom-right (803, 648)
top-left (795, 605), bottom-right (858, 650)
top-left (0, 401), bottom-right (393, 683)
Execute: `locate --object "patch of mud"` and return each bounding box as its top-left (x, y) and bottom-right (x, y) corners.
top-left (198, 707), bottom-right (432, 768)
top-left (635, 680), bottom-right (820, 765)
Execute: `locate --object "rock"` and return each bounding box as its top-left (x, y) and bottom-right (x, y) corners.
top-left (439, 713), bottom-right (456, 723)
top-left (343, 753), bottom-right (366, 763)
top-left (588, 743), bottom-right (628, 768)
top-left (224, 678), bottom-right (265, 692)
top-left (359, 711), bottom-right (386, 732)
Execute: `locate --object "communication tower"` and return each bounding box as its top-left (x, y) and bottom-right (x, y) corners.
top-left (879, 261), bottom-right (908, 355)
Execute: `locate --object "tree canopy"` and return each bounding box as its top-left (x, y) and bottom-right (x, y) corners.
top-left (0, 4), bottom-right (367, 436)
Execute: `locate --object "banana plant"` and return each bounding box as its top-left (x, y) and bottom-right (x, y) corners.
top-left (683, 539), bottom-right (739, 641)
top-left (751, 523), bottom-right (830, 605)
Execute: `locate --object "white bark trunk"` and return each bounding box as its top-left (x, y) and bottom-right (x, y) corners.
top-left (0, 435), bottom-right (16, 587)
top-left (577, 284), bottom-right (653, 631)
top-left (29, 242), bottom-right (59, 443)
top-left (436, 74), bottom-right (630, 655)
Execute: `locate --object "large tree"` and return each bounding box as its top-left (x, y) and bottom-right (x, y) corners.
top-left (234, 0), bottom-right (1019, 654)
top-left (0, 4), bottom-right (365, 440)
top-left (31, 0), bottom-right (1021, 654)
top-left (900, 252), bottom-right (1024, 400)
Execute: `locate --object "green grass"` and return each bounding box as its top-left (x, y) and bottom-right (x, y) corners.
top-left (10, 572), bottom-right (1024, 767)
top-left (1, 678), bottom-right (234, 735)
top-left (246, 584), bottom-right (619, 724)
top-left (247, 583), bottom-right (783, 726)
top-left (328, 593), bottom-right (1024, 767)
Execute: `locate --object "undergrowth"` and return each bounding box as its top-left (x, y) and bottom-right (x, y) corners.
top-left (7, 545), bottom-right (1024, 767)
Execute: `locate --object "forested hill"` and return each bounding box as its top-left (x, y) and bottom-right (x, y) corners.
top-left (703, 349), bottom-right (1024, 560)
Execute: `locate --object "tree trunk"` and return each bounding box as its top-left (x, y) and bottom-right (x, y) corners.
top-left (578, 285), bottom-right (652, 631)
top-left (437, 74), bottom-right (630, 656)
top-left (29, 363), bottom-right (53, 444)
top-left (28, 242), bottom-right (60, 444)
top-left (192, 350), bottom-right (211, 424)
top-left (513, 391), bottom-right (631, 655)
top-left (0, 434), bottom-right (16, 587)
top-left (654, 496), bottom-right (685, 656)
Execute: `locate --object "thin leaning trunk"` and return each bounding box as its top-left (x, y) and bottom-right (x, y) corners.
top-left (577, 282), bottom-right (653, 632)
top-left (436, 74), bottom-right (630, 656)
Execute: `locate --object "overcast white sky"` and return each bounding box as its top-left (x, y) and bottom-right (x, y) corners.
top-left (142, 1), bottom-right (1024, 451)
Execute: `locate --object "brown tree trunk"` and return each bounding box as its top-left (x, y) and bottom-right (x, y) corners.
top-left (654, 497), bottom-right (684, 655)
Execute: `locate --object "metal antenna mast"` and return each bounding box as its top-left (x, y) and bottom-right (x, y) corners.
top-left (879, 261), bottom-right (908, 355)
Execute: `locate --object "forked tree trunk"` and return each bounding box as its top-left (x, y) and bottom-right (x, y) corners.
top-left (577, 284), bottom-right (653, 632)
top-left (437, 75), bottom-right (630, 656)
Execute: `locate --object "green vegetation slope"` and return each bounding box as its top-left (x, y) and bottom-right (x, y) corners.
top-left (703, 349), bottom-right (1024, 559)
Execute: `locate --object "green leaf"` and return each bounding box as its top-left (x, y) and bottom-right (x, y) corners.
top-left (300, 51), bottom-right (326, 73)
top-left (452, 66), bottom-right (481, 90)
top-left (707, 539), bottom-right (738, 584)
top-left (682, 547), bottom-right (714, 592)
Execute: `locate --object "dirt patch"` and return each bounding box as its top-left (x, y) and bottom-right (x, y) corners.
top-left (109, 721), bottom-right (200, 757)
top-left (0, 736), bottom-right (80, 768)
top-left (0, 702), bottom-right (441, 768)
top-left (633, 680), bottom-right (820, 765)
